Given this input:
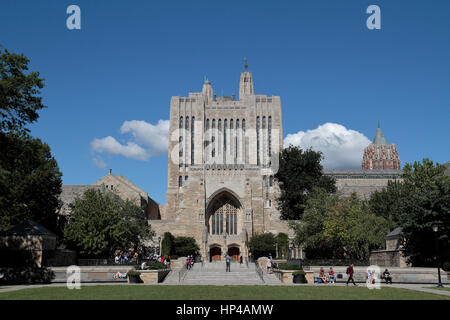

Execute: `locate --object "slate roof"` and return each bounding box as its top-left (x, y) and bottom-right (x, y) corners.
top-left (373, 122), bottom-right (388, 145)
top-left (386, 227), bottom-right (403, 240)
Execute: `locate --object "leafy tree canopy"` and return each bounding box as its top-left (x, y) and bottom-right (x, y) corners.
top-left (171, 236), bottom-right (199, 257)
top-left (0, 132), bottom-right (62, 233)
top-left (290, 189), bottom-right (389, 260)
top-left (394, 159), bottom-right (450, 266)
top-left (275, 146), bottom-right (336, 220)
top-left (64, 189), bottom-right (153, 257)
top-left (247, 232), bottom-right (276, 260)
top-left (0, 47), bottom-right (46, 134)
top-left (161, 232), bottom-right (175, 257)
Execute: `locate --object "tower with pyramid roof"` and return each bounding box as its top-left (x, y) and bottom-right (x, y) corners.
top-left (362, 122), bottom-right (401, 170)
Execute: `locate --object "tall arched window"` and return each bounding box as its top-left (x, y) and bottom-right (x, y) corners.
top-left (211, 201), bottom-right (238, 235)
top-left (191, 117), bottom-right (195, 165)
top-left (230, 119), bottom-right (234, 160)
top-left (179, 117), bottom-right (183, 167)
top-left (268, 116), bottom-right (272, 159)
top-left (218, 119), bottom-right (222, 157)
top-left (185, 117), bottom-right (189, 167)
top-left (211, 119), bottom-right (216, 158)
top-left (236, 119), bottom-right (239, 161)
top-left (205, 119), bottom-right (210, 162)
top-left (256, 116), bottom-right (260, 166)
top-left (262, 116), bottom-right (266, 167)
top-left (242, 119), bottom-right (246, 164)
top-left (224, 119), bottom-right (227, 163)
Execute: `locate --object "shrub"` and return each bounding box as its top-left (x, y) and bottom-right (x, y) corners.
top-left (443, 262), bottom-right (450, 271)
top-left (147, 262), bottom-right (167, 270)
top-left (292, 270), bottom-right (306, 276)
top-left (172, 237), bottom-right (199, 257)
top-left (127, 270), bottom-right (141, 276)
top-left (161, 232), bottom-right (174, 257)
top-left (277, 263), bottom-right (301, 270)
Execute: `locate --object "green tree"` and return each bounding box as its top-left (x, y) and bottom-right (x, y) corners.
top-left (0, 132), bottom-right (62, 233)
top-left (368, 180), bottom-right (404, 229)
top-left (289, 188), bottom-right (341, 258)
top-left (0, 47), bottom-right (46, 134)
top-left (275, 146), bottom-right (336, 220)
top-left (161, 232), bottom-right (174, 257)
top-left (64, 189), bottom-right (153, 257)
top-left (394, 159), bottom-right (450, 266)
top-left (276, 232), bottom-right (289, 258)
top-left (172, 237), bottom-right (199, 257)
top-left (323, 195), bottom-right (389, 260)
top-left (247, 233), bottom-right (276, 260)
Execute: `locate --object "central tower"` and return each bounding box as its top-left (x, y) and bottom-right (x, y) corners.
top-left (153, 62), bottom-right (290, 262)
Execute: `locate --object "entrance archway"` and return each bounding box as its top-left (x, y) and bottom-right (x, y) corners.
top-left (206, 189), bottom-right (242, 236)
top-left (227, 246), bottom-right (240, 262)
top-left (210, 246), bottom-right (222, 262)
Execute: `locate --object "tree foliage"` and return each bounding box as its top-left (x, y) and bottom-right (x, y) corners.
top-left (276, 232), bottom-right (289, 258)
top-left (275, 146), bottom-right (336, 220)
top-left (64, 189), bottom-right (153, 257)
top-left (290, 190), bottom-right (389, 260)
top-left (0, 47), bottom-right (46, 134)
top-left (247, 232), bottom-right (276, 260)
top-left (322, 195), bottom-right (389, 260)
top-left (392, 159), bottom-right (449, 266)
top-left (0, 132), bottom-right (62, 233)
top-left (171, 236), bottom-right (199, 257)
top-left (161, 232), bottom-right (174, 257)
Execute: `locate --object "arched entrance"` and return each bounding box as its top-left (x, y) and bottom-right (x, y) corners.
top-left (210, 246), bottom-right (222, 262)
top-left (227, 246), bottom-right (240, 262)
top-left (206, 189), bottom-right (242, 236)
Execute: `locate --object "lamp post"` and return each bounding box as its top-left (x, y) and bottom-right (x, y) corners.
top-left (432, 225), bottom-right (443, 288)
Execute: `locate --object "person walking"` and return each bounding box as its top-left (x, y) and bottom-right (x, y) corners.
top-left (225, 254), bottom-right (231, 272)
top-left (346, 264), bottom-right (357, 286)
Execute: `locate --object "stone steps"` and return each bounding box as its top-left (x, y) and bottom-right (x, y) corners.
top-left (176, 262), bottom-right (282, 285)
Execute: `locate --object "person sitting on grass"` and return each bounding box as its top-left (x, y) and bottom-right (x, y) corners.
top-left (318, 267), bottom-right (327, 284)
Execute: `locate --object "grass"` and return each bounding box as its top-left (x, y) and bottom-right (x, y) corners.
top-left (0, 285), bottom-right (449, 300)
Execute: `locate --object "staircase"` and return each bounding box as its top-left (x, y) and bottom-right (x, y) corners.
top-left (176, 261), bottom-right (281, 285)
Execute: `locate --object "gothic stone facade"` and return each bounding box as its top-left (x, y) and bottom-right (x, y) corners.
top-left (151, 69), bottom-right (291, 261)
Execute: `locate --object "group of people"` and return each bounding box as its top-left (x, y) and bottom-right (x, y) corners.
top-left (114, 250), bottom-right (138, 264)
top-left (315, 264), bottom-right (393, 285)
top-left (317, 267), bottom-right (336, 284)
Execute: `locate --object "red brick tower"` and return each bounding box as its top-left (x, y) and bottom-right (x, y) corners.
top-left (362, 122), bottom-right (401, 170)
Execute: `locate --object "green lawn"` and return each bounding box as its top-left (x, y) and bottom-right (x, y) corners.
top-left (0, 285), bottom-right (448, 300)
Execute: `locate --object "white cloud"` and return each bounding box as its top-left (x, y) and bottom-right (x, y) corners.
top-left (92, 157), bottom-right (107, 169)
top-left (120, 119), bottom-right (169, 156)
top-left (284, 123), bottom-right (371, 169)
top-left (91, 119), bottom-right (169, 162)
top-left (91, 136), bottom-right (149, 161)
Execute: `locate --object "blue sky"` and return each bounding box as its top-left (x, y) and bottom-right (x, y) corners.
top-left (1, 0), bottom-right (449, 204)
